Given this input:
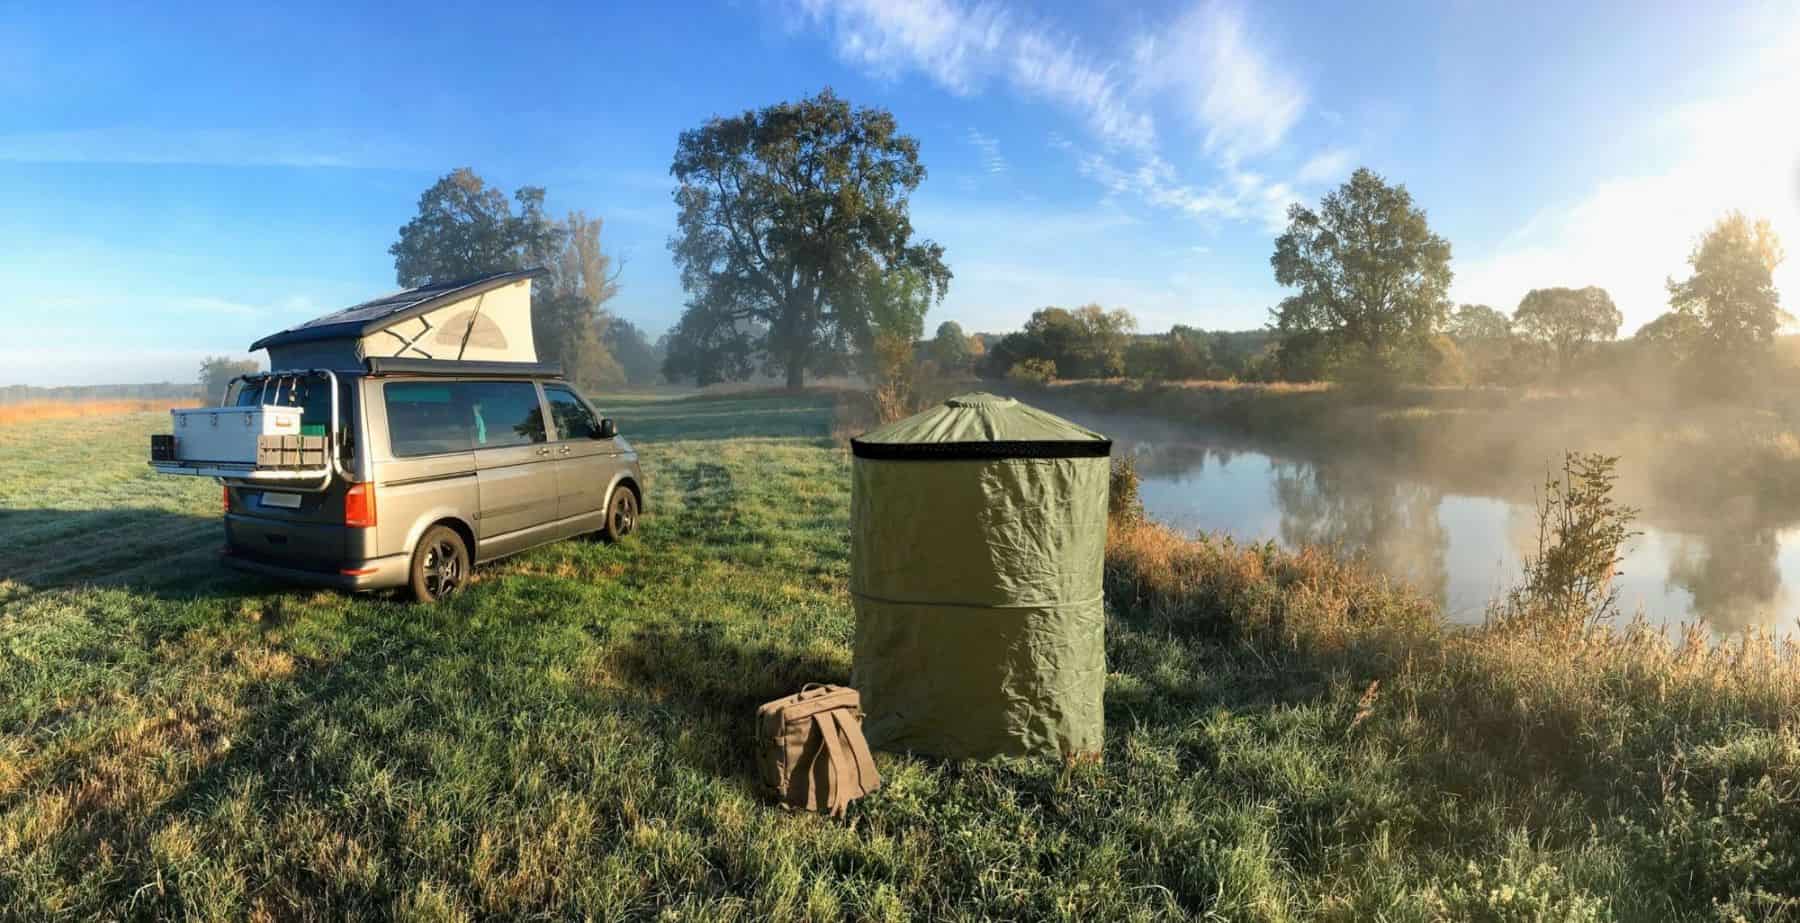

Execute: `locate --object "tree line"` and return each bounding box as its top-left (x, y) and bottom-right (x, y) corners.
top-left (958, 169), bottom-right (1788, 395)
top-left (221, 88), bottom-right (1783, 400)
top-left (648, 91), bottom-right (1788, 397)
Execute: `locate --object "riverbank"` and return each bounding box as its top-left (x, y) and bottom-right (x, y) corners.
top-left (3, 393), bottom-right (1797, 918)
top-left (1012, 378), bottom-right (1800, 533)
top-left (1105, 511), bottom-right (1800, 920)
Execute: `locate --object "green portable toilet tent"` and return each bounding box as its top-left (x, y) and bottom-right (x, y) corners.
top-left (850, 393), bottom-right (1111, 759)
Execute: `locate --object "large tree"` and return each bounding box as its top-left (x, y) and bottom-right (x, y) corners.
top-left (1271, 167), bottom-right (1453, 377)
top-left (1512, 286), bottom-right (1621, 377)
top-left (927, 320), bottom-right (973, 372)
top-left (1446, 303), bottom-right (1512, 344)
top-left (1634, 310), bottom-right (1703, 363)
top-left (985, 305), bottom-right (1137, 380)
top-left (664, 89), bottom-right (951, 389)
top-left (1667, 212), bottom-right (1788, 366)
top-left (390, 168), bottom-right (561, 287)
top-left (536, 211), bottom-right (625, 388)
top-left (1445, 303), bottom-right (1516, 383)
top-left (389, 168), bottom-right (623, 388)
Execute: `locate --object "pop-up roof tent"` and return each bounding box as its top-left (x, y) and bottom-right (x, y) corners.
top-left (250, 268), bottom-right (549, 373)
top-left (849, 393), bottom-right (1111, 759)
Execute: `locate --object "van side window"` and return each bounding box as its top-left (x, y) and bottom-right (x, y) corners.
top-left (462, 381), bottom-right (546, 448)
top-left (385, 382), bottom-right (470, 457)
top-left (544, 385), bottom-right (600, 440)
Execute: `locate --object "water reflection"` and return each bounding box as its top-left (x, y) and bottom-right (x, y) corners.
top-left (1271, 461), bottom-right (1449, 605)
top-left (1669, 528), bottom-right (1786, 634)
top-left (1111, 426), bottom-right (1798, 637)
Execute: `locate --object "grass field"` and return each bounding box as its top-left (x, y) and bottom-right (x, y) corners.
top-left (3, 393), bottom-right (1799, 920)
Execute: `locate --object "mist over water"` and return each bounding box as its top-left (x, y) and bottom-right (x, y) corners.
top-left (1055, 403), bottom-right (1800, 637)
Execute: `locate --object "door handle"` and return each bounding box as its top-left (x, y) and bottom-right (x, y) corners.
top-left (558, 446), bottom-right (572, 455)
top-left (535, 447), bottom-right (550, 456)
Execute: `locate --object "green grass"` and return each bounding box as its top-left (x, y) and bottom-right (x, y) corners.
top-left (2, 392), bottom-right (1797, 920)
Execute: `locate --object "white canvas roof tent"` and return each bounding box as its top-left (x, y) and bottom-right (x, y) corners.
top-left (151, 268), bottom-right (557, 487)
top-left (250, 267), bottom-right (553, 375)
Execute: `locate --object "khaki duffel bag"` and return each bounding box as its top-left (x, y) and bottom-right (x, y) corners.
top-left (756, 684), bottom-right (880, 816)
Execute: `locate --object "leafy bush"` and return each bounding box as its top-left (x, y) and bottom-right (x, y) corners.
top-left (869, 332), bottom-right (919, 423)
top-left (1497, 452), bottom-right (1640, 635)
top-left (1109, 456), bottom-right (1144, 526)
top-left (1006, 358), bottom-right (1057, 385)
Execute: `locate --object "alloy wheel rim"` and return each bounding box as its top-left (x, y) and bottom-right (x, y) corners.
top-left (425, 540), bottom-right (461, 597)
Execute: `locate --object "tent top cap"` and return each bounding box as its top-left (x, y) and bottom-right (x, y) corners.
top-left (851, 392), bottom-right (1111, 460)
top-left (944, 393), bottom-right (1016, 409)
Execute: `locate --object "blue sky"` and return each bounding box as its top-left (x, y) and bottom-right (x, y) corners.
top-left (2, 0), bottom-right (1796, 385)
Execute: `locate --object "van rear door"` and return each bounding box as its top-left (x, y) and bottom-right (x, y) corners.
top-left (224, 374), bottom-right (368, 568)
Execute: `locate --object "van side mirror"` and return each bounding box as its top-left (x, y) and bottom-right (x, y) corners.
top-left (597, 418), bottom-right (617, 439)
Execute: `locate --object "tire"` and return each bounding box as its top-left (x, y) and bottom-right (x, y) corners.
top-left (409, 524), bottom-right (470, 603)
top-left (601, 485), bottom-right (639, 543)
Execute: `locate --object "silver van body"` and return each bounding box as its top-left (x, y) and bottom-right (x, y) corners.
top-left (219, 371), bottom-right (642, 592)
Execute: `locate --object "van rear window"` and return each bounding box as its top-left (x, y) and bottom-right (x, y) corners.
top-left (385, 382), bottom-right (474, 457)
top-left (382, 380), bottom-right (547, 457)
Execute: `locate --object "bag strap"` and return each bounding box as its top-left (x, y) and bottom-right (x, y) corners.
top-left (813, 711), bottom-right (852, 817)
top-left (785, 718), bottom-right (826, 811)
top-left (838, 711), bottom-right (880, 795)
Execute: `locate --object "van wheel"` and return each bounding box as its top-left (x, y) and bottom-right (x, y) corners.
top-left (409, 525), bottom-right (470, 603)
top-left (601, 486), bottom-right (638, 542)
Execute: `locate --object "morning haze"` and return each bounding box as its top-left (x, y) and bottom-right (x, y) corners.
top-left (4, 1), bottom-right (1800, 918)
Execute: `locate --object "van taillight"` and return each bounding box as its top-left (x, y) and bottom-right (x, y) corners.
top-left (344, 482), bottom-right (377, 528)
top-left (222, 484), bottom-right (232, 514)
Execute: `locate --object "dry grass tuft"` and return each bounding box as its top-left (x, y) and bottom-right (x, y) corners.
top-left (0, 399), bottom-right (197, 425)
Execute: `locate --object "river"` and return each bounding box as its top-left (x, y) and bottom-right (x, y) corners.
top-left (1053, 404), bottom-right (1800, 637)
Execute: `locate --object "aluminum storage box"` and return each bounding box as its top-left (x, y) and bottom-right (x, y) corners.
top-left (169, 406), bottom-right (305, 464)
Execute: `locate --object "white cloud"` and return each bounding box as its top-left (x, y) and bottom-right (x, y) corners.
top-left (789, 0), bottom-right (1153, 149)
top-left (1454, 73), bottom-right (1800, 333)
top-left (1130, 2), bottom-right (1306, 162)
top-left (967, 128), bottom-right (1007, 174)
top-left (789, 0), bottom-right (1320, 232)
top-left (1296, 147), bottom-right (1355, 185)
top-left (1073, 151), bottom-right (1295, 231)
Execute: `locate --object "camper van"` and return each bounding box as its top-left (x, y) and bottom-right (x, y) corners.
top-left (151, 269), bottom-right (644, 602)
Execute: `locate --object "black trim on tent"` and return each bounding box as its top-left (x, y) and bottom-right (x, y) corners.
top-left (850, 439), bottom-right (1112, 461)
top-left (364, 357), bottom-right (565, 378)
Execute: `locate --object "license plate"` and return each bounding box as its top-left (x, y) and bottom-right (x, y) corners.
top-left (260, 492), bottom-right (302, 509)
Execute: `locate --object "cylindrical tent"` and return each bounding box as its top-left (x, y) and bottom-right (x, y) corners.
top-left (849, 393), bottom-right (1111, 759)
